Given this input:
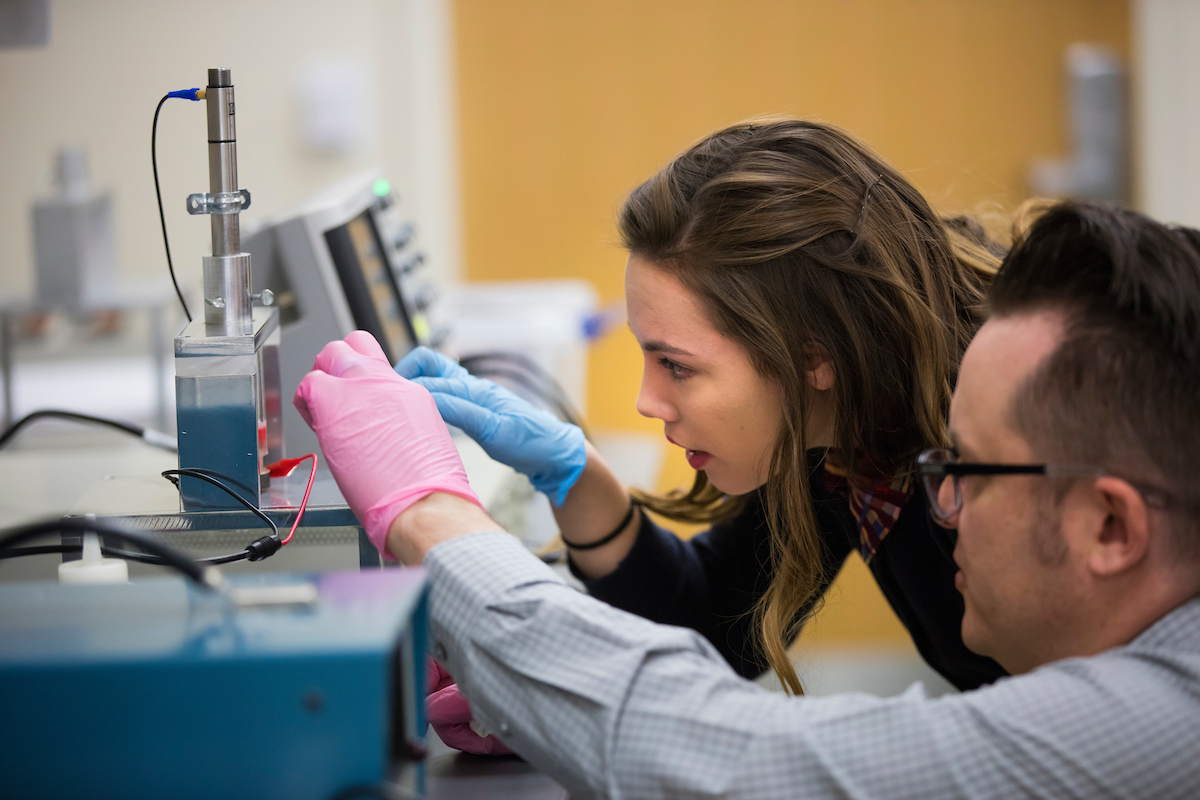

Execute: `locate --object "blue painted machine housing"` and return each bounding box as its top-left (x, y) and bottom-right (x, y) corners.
top-left (0, 567), bottom-right (428, 800)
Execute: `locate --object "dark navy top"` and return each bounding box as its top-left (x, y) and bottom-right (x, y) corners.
top-left (572, 450), bottom-right (1006, 691)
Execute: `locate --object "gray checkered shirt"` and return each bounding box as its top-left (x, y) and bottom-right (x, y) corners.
top-left (426, 531), bottom-right (1200, 799)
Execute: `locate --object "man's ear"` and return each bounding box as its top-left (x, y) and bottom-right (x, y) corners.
top-left (1086, 476), bottom-right (1152, 577)
top-left (803, 343), bottom-right (835, 392)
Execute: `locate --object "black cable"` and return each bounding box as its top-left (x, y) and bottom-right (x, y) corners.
top-left (0, 468), bottom-right (283, 570)
top-left (0, 544), bottom-right (72, 560)
top-left (0, 409), bottom-right (143, 450)
top-left (162, 468), bottom-right (282, 562)
top-left (0, 542), bottom-right (264, 566)
top-left (0, 517), bottom-right (209, 587)
top-left (161, 468), bottom-right (279, 541)
top-left (153, 93), bottom-right (193, 323)
top-left (107, 544), bottom-right (257, 566)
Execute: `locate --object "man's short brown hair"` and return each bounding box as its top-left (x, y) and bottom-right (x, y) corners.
top-left (989, 201), bottom-right (1200, 558)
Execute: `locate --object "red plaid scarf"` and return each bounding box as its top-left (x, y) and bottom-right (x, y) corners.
top-left (823, 458), bottom-right (913, 562)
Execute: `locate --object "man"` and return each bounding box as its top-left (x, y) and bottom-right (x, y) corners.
top-left (296, 201), bottom-right (1200, 798)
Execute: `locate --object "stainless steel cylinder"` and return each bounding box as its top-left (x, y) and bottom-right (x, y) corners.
top-left (206, 71), bottom-right (239, 257)
top-left (203, 253), bottom-right (253, 332)
top-left (210, 204), bottom-right (240, 257)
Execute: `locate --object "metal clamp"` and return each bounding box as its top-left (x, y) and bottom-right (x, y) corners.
top-left (186, 189), bottom-right (251, 216)
top-left (205, 290), bottom-right (272, 311)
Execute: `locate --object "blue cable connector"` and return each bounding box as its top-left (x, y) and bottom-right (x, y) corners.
top-left (166, 88), bottom-right (206, 101)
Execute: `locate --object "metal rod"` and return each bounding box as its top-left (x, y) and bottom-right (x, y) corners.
top-left (201, 68), bottom-right (251, 331)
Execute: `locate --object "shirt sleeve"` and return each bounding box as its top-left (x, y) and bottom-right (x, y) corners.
top-left (425, 531), bottom-right (1200, 800)
top-left (575, 485), bottom-right (854, 679)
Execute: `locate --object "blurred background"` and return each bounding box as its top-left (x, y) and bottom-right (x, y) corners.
top-left (2, 0), bottom-right (1196, 695)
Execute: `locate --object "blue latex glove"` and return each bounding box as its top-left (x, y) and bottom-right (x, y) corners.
top-left (395, 347), bottom-right (586, 506)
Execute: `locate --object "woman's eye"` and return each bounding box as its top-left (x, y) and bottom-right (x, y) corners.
top-left (658, 357), bottom-right (692, 380)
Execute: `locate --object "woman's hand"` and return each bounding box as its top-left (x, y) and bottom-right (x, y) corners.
top-left (395, 347), bottom-right (636, 574)
top-left (395, 347), bottom-right (586, 506)
top-left (293, 332), bottom-right (482, 557)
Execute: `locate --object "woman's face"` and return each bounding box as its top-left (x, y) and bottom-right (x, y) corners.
top-left (626, 254), bottom-right (784, 495)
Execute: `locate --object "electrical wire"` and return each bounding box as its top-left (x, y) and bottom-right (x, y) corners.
top-left (0, 409), bottom-right (139, 449)
top-left (161, 468), bottom-right (281, 561)
top-left (0, 544), bottom-right (73, 560)
top-left (0, 462), bottom-right (284, 570)
top-left (153, 93), bottom-right (193, 322)
top-left (0, 543), bottom-right (249, 566)
top-left (0, 409), bottom-right (176, 452)
top-left (267, 454), bottom-right (319, 545)
top-left (162, 468), bottom-right (278, 537)
top-left (0, 464), bottom-right (304, 569)
top-left (0, 517), bottom-right (211, 587)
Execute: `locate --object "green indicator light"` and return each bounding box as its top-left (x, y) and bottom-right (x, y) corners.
top-left (373, 178), bottom-right (391, 197)
top-left (413, 315), bottom-right (431, 341)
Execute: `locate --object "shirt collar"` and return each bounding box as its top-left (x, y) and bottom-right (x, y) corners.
top-left (1130, 595), bottom-right (1200, 651)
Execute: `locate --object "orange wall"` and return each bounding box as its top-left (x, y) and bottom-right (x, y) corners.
top-left (454, 0), bottom-right (1129, 645)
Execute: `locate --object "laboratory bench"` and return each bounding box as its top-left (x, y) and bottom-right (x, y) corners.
top-left (425, 729), bottom-right (569, 800)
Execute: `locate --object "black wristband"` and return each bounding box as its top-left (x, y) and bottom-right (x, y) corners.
top-left (561, 498), bottom-right (638, 551)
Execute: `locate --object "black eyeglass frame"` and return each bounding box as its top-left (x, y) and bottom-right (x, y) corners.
top-left (915, 448), bottom-right (1172, 521)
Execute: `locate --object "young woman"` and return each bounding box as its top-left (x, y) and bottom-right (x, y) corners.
top-left (399, 119), bottom-right (1007, 694)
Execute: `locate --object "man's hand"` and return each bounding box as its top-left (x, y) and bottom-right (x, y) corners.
top-left (293, 331), bottom-right (483, 558)
top-left (426, 658), bottom-right (513, 756)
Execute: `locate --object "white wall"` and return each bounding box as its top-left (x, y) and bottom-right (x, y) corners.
top-left (1134, 0), bottom-right (1200, 226)
top-left (0, 0), bottom-right (459, 303)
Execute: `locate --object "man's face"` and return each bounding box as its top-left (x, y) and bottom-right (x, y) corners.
top-left (948, 310), bottom-right (1085, 674)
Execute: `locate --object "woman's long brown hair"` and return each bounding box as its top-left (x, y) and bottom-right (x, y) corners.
top-left (619, 119), bottom-right (1001, 694)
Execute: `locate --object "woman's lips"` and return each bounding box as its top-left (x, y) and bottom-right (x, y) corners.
top-left (666, 434), bottom-right (712, 470)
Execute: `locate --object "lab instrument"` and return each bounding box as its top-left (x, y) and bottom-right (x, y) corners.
top-left (0, 566), bottom-right (429, 800)
top-left (244, 173), bottom-right (440, 461)
top-left (174, 68), bottom-right (283, 511)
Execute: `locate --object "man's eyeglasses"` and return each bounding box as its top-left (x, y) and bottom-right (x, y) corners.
top-left (914, 448), bottom-right (1172, 522)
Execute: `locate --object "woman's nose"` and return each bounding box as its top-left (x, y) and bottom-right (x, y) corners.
top-left (636, 369), bottom-right (677, 422)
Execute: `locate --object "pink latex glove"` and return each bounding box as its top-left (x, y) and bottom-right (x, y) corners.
top-left (293, 331), bottom-right (482, 556)
top-left (425, 658), bottom-right (513, 756)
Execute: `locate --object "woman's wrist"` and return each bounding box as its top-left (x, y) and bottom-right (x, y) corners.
top-left (549, 441), bottom-right (643, 576)
top-left (561, 498), bottom-right (639, 550)
top-left (553, 443), bottom-right (632, 533)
